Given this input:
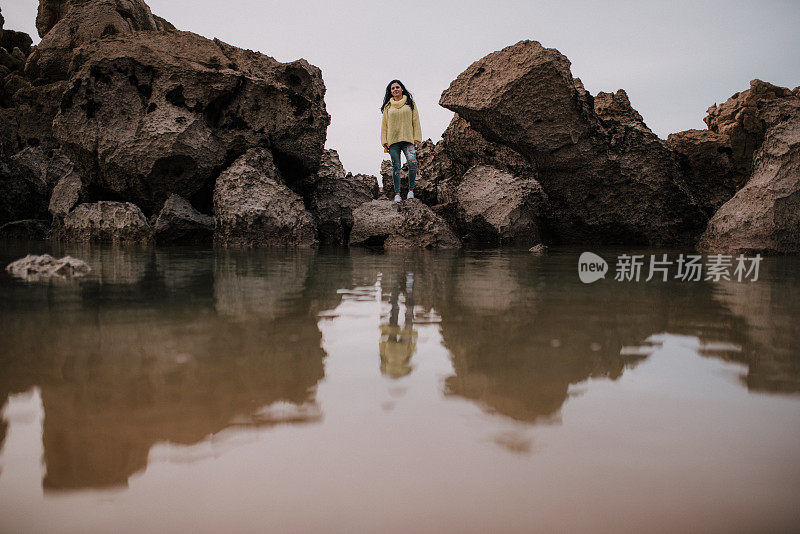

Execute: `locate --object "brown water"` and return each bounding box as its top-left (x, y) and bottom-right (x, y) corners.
top-left (1, 243), bottom-right (799, 533)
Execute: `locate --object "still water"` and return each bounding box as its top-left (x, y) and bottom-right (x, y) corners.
top-left (0, 242), bottom-right (798, 533)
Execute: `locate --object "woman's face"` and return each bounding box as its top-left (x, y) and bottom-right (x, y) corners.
top-left (390, 83), bottom-right (403, 98)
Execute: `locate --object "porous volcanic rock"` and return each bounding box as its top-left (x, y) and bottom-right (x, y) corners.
top-left (49, 170), bottom-right (86, 217)
top-left (154, 194), bottom-right (213, 244)
top-left (349, 198), bottom-right (461, 249)
top-left (1, 147), bottom-right (73, 224)
top-left (0, 219), bottom-right (50, 240)
top-left (60, 201), bottom-right (153, 243)
top-left (697, 96), bottom-right (800, 254)
top-left (594, 89), bottom-right (646, 129)
top-left (49, 30), bottom-right (328, 214)
top-left (28, 0), bottom-right (166, 81)
top-left (309, 150), bottom-right (378, 246)
top-left (213, 148), bottom-right (317, 247)
top-left (440, 40), bottom-right (706, 245)
top-left (6, 253), bottom-right (91, 281)
top-left (667, 129), bottom-right (738, 217)
top-left (454, 165), bottom-right (548, 247)
top-left (704, 79), bottom-right (795, 183)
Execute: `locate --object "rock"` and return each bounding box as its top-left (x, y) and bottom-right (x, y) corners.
top-left (49, 171), bottom-right (86, 217)
top-left (0, 30), bottom-right (33, 58)
top-left (213, 148), bottom-right (317, 247)
top-left (0, 219), bottom-right (50, 240)
top-left (49, 30), bottom-right (328, 213)
top-left (29, 0), bottom-right (164, 81)
top-left (454, 165), bottom-right (548, 247)
top-left (351, 173), bottom-right (380, 200)
top-left (594, 89), bottom-right (647, 130)
top-left (349, 198), bottom-right (461, 249)
top-left (59, 201), bottom-right (153, 243)
top-left (2, 78), bottom-right (70, 151)
top-left (11, 146), bottom-right (73, 193)
top-left (6, 253), bottom-right (91, 280)
top-left (439, 40), bottom-right (706, 246)
top-left (529, 244), bottom-right (547, 254)
top-left (667, 129), bottom-right (738, 216)
top-left (440, 115), bottom-right (533, 178)
top-left (1, 147), bottom-right (72, 224)
top-left (154, 194), bottom-right (213, 244)
top-left (309, 150), bottom-right (378, 245)
top-left (697, 96), bottom-right (800, 254)
top-left (704, 79), bottom-right (796, 183)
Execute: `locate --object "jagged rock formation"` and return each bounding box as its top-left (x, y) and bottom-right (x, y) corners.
top-left (60, 201), bottom-right (153, 243)
top-left (453, 165), bottom-right (548, 247)
top-left (5, 253), bottom-right (91, 280)
top-left (213, 148), bottom-right (317, 247)
top-left (439, 40), bottom-right (706, 246)
top-left (154, 194), bottom-right (213, 244)
top-left (704, 79), bottom-right (795, 184)
top-left (697, 95), bottom-right (800, 253)
top-left (667, 129), bottom-right (738, 217)
top-left (349, 198), bottom-right (461, 249)
top-left (1, 0), bottom-right (330, 246)
top-left (309, 149), bottom-right (379, 246)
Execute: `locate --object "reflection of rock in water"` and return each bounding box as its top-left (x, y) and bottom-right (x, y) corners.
top-left (437, 252), bottom-right (760, 423)
top-left (213, 249), bottom-right (314, 320)
top-left (711, 257), bottom-right (800, 392)
top-left (0, 246), bottom-right (331, 491)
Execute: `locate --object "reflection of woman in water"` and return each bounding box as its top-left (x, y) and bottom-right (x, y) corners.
top-left (379, 272), bottom-right (418, 378)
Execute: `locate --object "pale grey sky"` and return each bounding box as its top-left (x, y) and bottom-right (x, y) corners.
top-left (4, 0), bottom-right (799, 176)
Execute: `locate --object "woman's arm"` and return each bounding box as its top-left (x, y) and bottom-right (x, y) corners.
top-left (380, 107), bottom-right (389, 148)
top-left (412, 106), bottom-right (422, 148)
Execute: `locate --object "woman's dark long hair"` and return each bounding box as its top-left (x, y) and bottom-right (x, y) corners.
top-left (381, 79), bottom-right (415, 112)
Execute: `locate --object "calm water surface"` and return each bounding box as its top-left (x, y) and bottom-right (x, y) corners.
top-left (0, 242), bottom-right (798, 533)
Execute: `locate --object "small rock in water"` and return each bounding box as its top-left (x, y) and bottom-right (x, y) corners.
top-left (6, 254), bottom-right (91, 281)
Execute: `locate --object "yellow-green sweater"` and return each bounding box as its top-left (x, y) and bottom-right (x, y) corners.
top-left (380, 95), bottom-right (422, 147)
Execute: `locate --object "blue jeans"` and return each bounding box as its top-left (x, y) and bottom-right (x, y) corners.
top-left (388, 142), bottom-right (417, 194)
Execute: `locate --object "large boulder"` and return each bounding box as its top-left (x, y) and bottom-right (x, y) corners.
top-left (0, 147), bottom-right (73, 224)
top-left (697, 96), bottom-right (800, 254)
top-left (308, 149), bottom-right (378, 246)
top-left (47, 30), bottom-right (328, 214)
top-left (440, 40), bottom-right (706, 246)
top-left (704, 79), bottom-right (795, 184)
top-left (454, 165), bottom-right (548, 247)
top-left (59, 201), bottom-right (153, 243)
top-left (667, 129), bottom-right (738, 217)
top-left (28, 0), bottom-right (166, 81)
top-left (349, 198), bottom-right (461, 249)
top-left (154, 193), bottom-right (213, 244)
top-left (213, 148), bottom-right (317, 247)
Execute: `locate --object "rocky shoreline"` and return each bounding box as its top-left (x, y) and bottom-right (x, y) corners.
top-left (1, 1), bottom-right (798, 253)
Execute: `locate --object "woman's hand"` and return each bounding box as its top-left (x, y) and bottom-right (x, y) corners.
top-left (414, 141), bottom-right (420, 150)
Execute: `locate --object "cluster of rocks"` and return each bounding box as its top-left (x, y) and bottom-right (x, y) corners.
top-left (390, 41), bottom-right (798, 253)
top-left (1, 3), bottom-right (797, 253)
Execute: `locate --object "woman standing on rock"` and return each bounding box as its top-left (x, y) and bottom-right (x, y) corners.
top-left (381, 79), bottom-right (422, 202)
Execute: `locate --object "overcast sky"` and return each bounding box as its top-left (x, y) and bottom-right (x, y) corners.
top-left (5, 0), bottom-right (799, 175)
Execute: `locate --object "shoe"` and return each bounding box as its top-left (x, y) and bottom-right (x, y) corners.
top-left (394, 194), bottom-right (401, 203)
top-left (407, 190), bottom-right (414, 199)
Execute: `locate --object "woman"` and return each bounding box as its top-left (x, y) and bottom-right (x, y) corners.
top-left (380, 79), bottom-right (422, 202)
